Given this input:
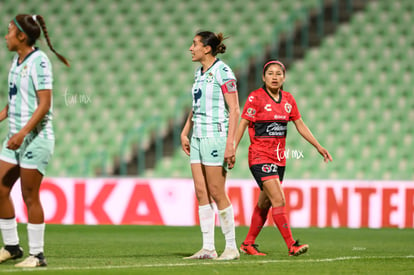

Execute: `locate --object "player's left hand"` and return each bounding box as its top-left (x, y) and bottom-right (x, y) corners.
top-left (7, 132), bottom-right (25, 150)
top-left (224, 146), bottom-right (236, 169)
top-left (317, 146), bottom-right (333, 163)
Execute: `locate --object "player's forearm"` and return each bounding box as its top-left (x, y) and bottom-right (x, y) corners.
top-left (0, 105), bottom-right (8, 122)
top-left (294, 119), bottom-right (322, 150)
top-left (180, 111), bottom-right (193, 138)
top-left (226, 106), bottom-right (240, 146)
top-left (235, 118), bottom-right (248, 149)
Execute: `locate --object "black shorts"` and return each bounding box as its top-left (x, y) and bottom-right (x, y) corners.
top-left (249, 164), bottom-right (286, 190)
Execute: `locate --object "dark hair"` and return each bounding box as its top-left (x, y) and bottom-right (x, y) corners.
top-left (196, 31), bottom-right (227, 56)
top-left (14, 14), bottom-right (70, 67)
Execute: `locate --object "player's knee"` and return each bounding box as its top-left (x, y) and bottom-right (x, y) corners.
top-left (21, 188), bottom-right (39, 206)
top-left (257, 200), bottom-right (271, 209)
top-left (194, 187), bottom-right (208, 202)
top-left (209, 191), bottom-right (226, 206)
top-left (272, 199), bottom-right (285, 208)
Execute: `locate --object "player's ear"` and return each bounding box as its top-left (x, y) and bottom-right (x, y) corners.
top-left (17, 31), bottom-right (26, 42)
top-left (204, 44), bottom-right (212, 55)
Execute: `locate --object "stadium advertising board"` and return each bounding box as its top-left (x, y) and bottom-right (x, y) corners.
top-left (10, 179), bottom-right (414, 228)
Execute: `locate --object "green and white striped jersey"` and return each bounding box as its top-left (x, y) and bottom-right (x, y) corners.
top-left (7, 48), bottom-right (54, 140)
top-left (191, 59), bottom-right (237, 138)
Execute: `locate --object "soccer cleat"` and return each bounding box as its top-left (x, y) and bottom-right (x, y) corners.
top-left (183, 249), bottom-right (218, 259)
top-left (0, 246), bottom-right (23, 263)
top-left (15, 253), bottom-right (47, 267)
top-left (288, 240), bottom-right (309, 256)
top-left (215, 247), bottom-right (240, 260)
top-left (240, 243), bottom-right (267, 256)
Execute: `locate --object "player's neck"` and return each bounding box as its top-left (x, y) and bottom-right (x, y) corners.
top-left (201, 56), bottom-right (217, 73)
top-left (17, 46), bottom-right (35, 64)
top-left (268, 88), bottom-right (281, 101)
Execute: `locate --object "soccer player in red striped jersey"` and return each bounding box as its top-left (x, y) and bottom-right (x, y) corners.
top-left (235, 60), bottom-right (332, 256)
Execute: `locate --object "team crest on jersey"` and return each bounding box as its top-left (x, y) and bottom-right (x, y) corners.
top-left (20, 65), bottom-right (28, 78)
top-left (284, 102), bottom-right (292, 113)
top-left (206, 72), bottom-right (214, 83)
top-left (262, 164), bottom-right (271, 173)
top-left (246, 107), bottom-right (256, 117)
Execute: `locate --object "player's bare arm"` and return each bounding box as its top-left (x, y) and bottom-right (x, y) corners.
top-left (293, 118), bottom-right (332, 163)
top-left (180, 111), bottom-right (193, 156)
top-left (223, 91), bottom-right (240, 169)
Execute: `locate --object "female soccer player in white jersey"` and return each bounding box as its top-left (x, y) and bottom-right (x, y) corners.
top-left (0, 14), bottom-right (69, 267)
top-left (235, 60), bottom-right (332, 256)
top-left (181, 31), bottom-right (240, 260)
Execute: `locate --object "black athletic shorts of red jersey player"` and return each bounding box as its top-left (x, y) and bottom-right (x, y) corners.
top-left (241, 86), bottom-right (301, 187)
top-left (250, 163), bottom-right (285, 190)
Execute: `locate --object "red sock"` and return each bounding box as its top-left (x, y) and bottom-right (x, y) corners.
top-left (244, 205), bottom-right (269, 244)
top-left (272, 206), bottom-right (295, 248)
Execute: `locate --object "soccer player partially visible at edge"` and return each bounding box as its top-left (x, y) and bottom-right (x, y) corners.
top-left (0, 14), bottom-right (69, 268)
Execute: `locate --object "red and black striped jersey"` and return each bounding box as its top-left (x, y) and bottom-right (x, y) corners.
top-left (241, 87), bottom-right (301, 166)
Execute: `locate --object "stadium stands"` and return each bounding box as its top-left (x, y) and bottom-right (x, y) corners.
top-left (0, 0), bottom-right (322, 176)
top-left (150, 0), bottom-right (414, 180)
top-left (0, 0), bottom-right (411, 180)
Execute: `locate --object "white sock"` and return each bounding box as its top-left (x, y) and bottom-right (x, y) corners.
top-left (218, 205), bottom-right (237, 249)
top-left (199, 204), bottom-right (215, 251)
top-left (27, 223), bottom-right (45, 255)
top-left (0, 218), bottom-right (19, 246)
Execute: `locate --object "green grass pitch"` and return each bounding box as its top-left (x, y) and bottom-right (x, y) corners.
top-left (0, 224), bottom-right (413, 274)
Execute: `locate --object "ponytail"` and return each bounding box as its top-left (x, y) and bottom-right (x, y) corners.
top-left (34, 15), bottom-right (70, 67)
top-left (215, 32), bottom-right (227, 55)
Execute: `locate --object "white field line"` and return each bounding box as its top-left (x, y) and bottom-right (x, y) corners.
top-left (1, 255), bottom-right (413, 273)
